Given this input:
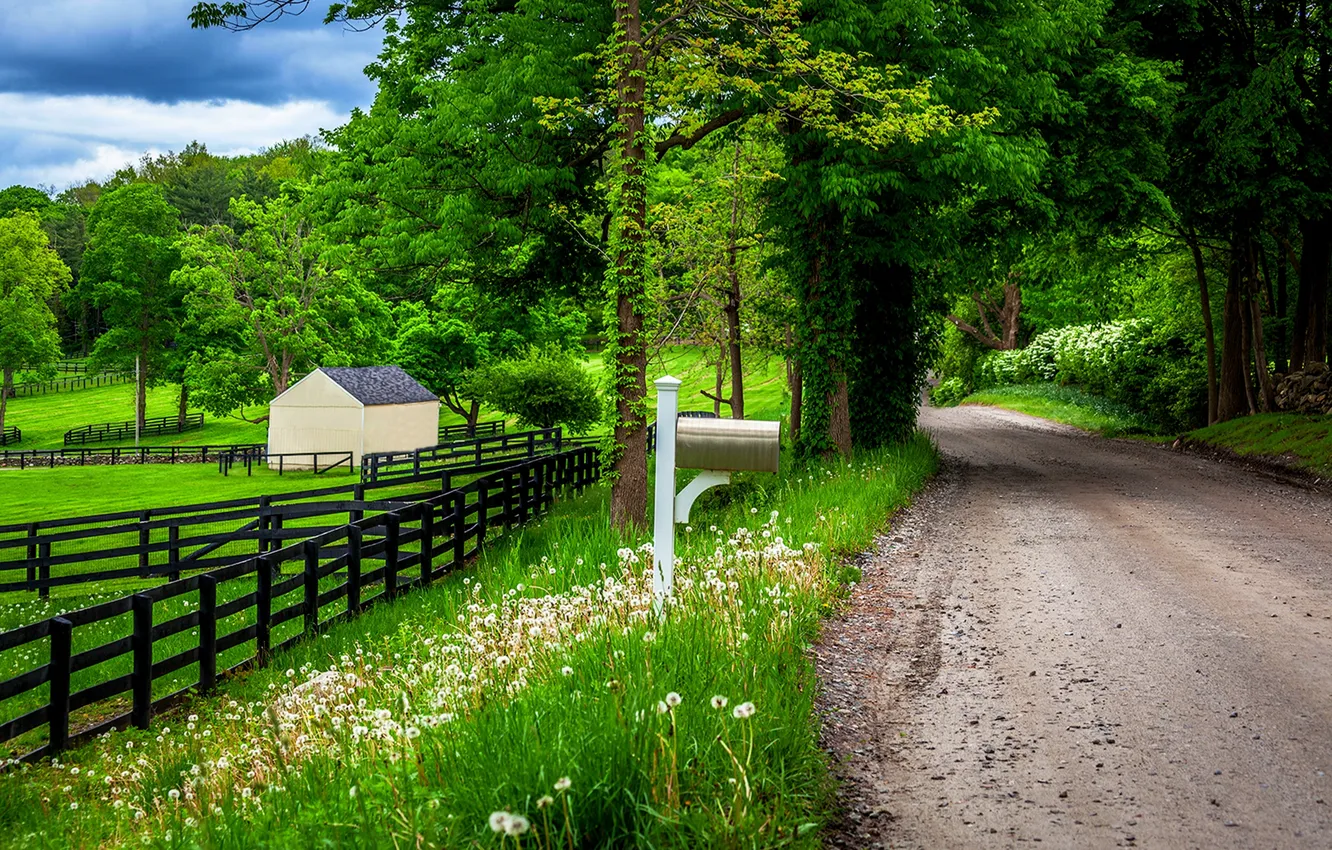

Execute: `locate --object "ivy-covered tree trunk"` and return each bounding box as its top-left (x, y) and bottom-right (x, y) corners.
top-left (178, 384), bottom-right (189, 430)
top-left (607, 0), bottom-right (650, 530)
top-left (850, 261), bottom-right (922, 448)
top-left (793, 217), bottom-right (854, 458)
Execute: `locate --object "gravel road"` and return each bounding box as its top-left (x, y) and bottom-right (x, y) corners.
top-left (816, 403), bottom-right (1332, 849)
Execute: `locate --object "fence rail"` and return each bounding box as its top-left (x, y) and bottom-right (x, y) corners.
top-left (218, 450), bottom-right (355, 477)
top-left (0, 445), bottom-right (601, 761)
top-left (0, 427), bottom-right (18, 447)
top-left (0, 444), bottom-right (266, 470)
top-left (361, 427), bottom-right (565, 483)
top-left (5, 372), bottom-right (132, 399)
top-left (65, 413), bottom-right (205, 446)
top-left (438, 420), bottom-right (504, 443)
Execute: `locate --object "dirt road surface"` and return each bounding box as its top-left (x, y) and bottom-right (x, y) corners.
top-left (816, 404), bottom-right (1332, 849)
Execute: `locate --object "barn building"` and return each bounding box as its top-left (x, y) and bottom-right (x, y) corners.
top-left (267, 366), bottom-right (440, 468)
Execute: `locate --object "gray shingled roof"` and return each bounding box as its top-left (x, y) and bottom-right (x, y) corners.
top-left (320, 366), bottom-right (438, 406)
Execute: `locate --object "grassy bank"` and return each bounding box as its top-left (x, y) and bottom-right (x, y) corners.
top-left (0, 435), bottom-right (937, 849)
top-left (957, 383), bottom-right (1155, 437)
top-left (1183, 413), bottom-right (1332, 476)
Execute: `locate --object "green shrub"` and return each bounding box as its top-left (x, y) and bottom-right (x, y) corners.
top-left (974, 318), bottom-right (1205, 431)
top-left (929, 376), bottom-right (970, 407)
top-left (466, 348), bottom-right (602, 433)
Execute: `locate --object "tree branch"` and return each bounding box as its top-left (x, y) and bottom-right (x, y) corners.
top-left (655, 109), bottom-right (748, 156)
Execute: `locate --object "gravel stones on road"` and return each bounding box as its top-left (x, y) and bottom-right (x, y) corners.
top-left (816, 404), bottom-right (1332, 849)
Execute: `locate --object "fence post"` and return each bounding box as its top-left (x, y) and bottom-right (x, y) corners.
top-left (256, 558), bottom-right (272, 664)
top-left (477, 485), bottom-right (488, 550)
top-left (38, 542), bottom-right (51, 600)
top-left (131, 594), bottom-right (153, 729)
top-left (535, 461), bottom-right (546, 514)
top-left (303, 540), bottom-right (320, 636)
top-left (351, 484), bottom-right (364, 525)
top-left (420, 504), bottom-right (434, 585)
top-left (384, 513), bottom-right (400, 599)
top-left (527, 432), bottom-right (535, 458)
top-left (138, 511), bottom-right (151, 578)
top-left (258, 496), bottom-right (271, 554)
top-left (167, 525), bottom-right (180, 581)
top-left (48, 617), bottom-right (73, 753)
top-left (199, 575), bottom-right (217, 694)
top-left (271, 510), bottom-right (284, 553)
top-left (454, 492), bottom-right (466, 568)
top-left (503, 473), bottom-right (514, 533)
top-left (25, 522), bottom-right (37, 591)
top-left (347, 526), bottom-right (362, 615)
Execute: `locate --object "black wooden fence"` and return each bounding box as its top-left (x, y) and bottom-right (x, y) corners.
top-left (438, 420), bottom-right (504, 443)
top-left (361, 427), bottom-right (564, 483)
top-left (0, 445), bottom-right (600, 761)
top-left (0, 443), bottom-right (266, 470)
top-left (0, 429), bottom-right (579, 596)
top-left (64, 413), bottom-right (205, 446)
top-left (0, 427), bottom-right (18, 447)
top-left (217, 450), bottom-right (354, 477)
top-left (5, 372), bottom-right (133, 399)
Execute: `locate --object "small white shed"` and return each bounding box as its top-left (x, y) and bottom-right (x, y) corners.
top-left (267, 366), bottom-right (440, 469)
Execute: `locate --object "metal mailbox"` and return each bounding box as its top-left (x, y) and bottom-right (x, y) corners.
top-left (675, 418), bottom-right (780, 473)
top-left (651, 374), bottom-right (783, 611)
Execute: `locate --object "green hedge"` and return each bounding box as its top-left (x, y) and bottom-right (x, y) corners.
top-left (970, 320), bottom-right (1207, 431)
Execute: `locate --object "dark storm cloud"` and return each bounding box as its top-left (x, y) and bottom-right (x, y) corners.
top-left (0, 1), bottom-right (383, 188)
top-left (0, 1), bottom-right (379, 109)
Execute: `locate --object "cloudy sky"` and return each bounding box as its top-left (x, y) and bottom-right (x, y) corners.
top-left (0, 1), bottom-right (383, 191)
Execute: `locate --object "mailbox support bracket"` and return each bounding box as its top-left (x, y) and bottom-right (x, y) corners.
top-left (673, 470), bottom-right (730, 525)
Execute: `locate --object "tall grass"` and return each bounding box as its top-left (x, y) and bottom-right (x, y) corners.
top-left (962, 382), bottom-right (1156, 436)
top-left (0, 435), bottom-right (936, 849)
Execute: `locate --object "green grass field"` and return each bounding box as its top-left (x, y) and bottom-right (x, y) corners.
top-left (958, 383), bottom-right (1156, 437)
top-left (1184, 412), bottom-right (1332, 475)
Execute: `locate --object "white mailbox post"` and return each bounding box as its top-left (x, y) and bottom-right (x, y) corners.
top-left (652, 375), bottom-right (781, 611)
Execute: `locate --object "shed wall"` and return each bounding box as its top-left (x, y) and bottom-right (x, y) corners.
top-left (362, 400), bottom-right (440, 456)
top-left (267, 371), bottom-right (364, 469)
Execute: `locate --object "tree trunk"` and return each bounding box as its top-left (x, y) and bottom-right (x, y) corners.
top-left (136, 349), bottom-right (148, 433)
top-left (712, 340), bottom-right (725, 417)
top-left (1247, 242), bottom-right (1276, 411)
top-left (1217, 229), bottom-right (1252, 421)
top-left (466, 399), bottom-right (480, 436)
top-left (0, 368), bottom-right (10, 434)
top-left (1000, 280), bottom-right (1021, 350)
top-left (607, 0), bottom-right (649, 530)
top-left (1291, 213), bottom-right (1331, 371)
top-left (788, 354), bottom-right (802, 447)
top-left (828, 376), bottom-right (852, 457)
top-left (1276, 247), bottom-right (1288, 375)
top-left (1188, 229), bottom-right (1219, 424)
top-left (177, 384), bottom-right (189, 430)
top-left (724, 285), bottom-right (744, 420)
top-left (724, 141), bottom-right (745, 420)
top-left (947, 279), bottom-right (1022, 351)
